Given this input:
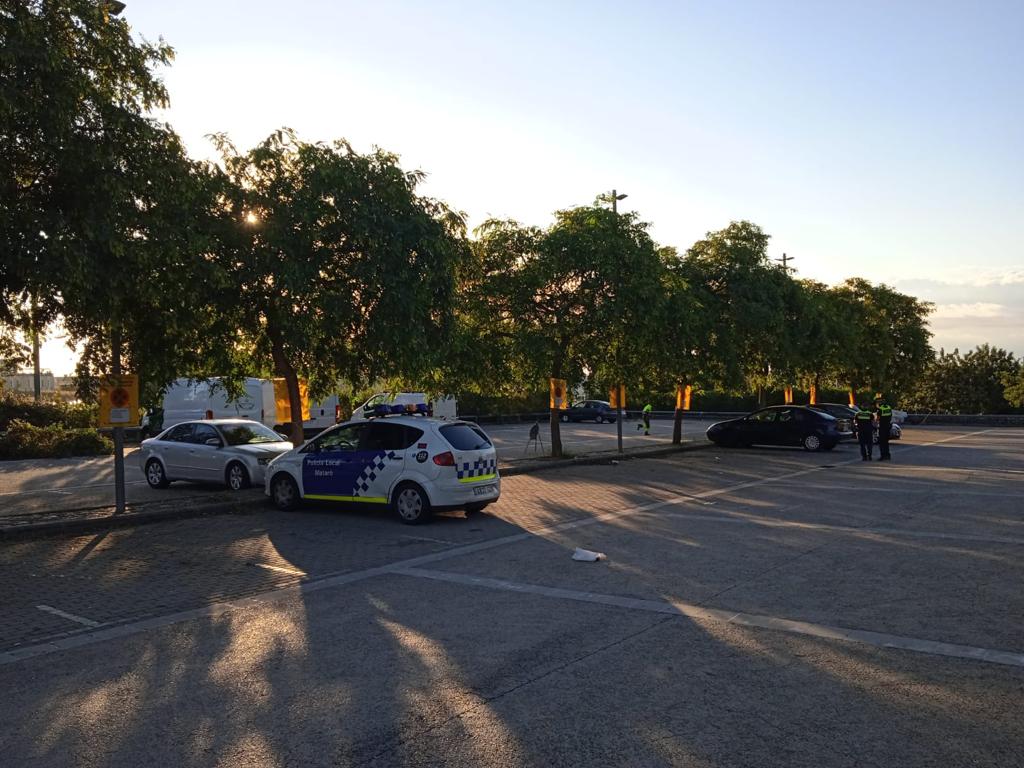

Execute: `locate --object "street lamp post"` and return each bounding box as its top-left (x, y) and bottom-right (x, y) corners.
top-left (600, 189), bottom-right (628, 454)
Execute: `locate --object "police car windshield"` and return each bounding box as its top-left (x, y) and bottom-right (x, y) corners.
top-left (220, 423), bottom-right (285, 446)
top-left (440, 424), bottom-right (492, 451)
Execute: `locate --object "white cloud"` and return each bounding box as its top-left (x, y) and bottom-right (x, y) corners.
top-left (930, 302), bottom-right (1007, 319)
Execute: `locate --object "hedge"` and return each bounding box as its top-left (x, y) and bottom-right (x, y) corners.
top-left (0, 393), bottom-right (99, 431)
top-left (0, 419), bottom-right (113, 460)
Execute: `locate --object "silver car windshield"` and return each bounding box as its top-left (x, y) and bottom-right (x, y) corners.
top-left (220, 423), bottom-right (285, 446)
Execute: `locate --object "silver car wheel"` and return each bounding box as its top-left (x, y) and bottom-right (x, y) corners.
top-left (396, 487), bottom-right (423, 522)
top-left (227, 463), bottom-right (248, 491)
top-left (146, 460), bottom-right (165, 487)
top-left (804, 434), bottom-right (821, 451)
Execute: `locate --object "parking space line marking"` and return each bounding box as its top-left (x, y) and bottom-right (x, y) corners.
top-left (35, 605), bottom-right (101, 628)
top-left (0, 481), bottom-right (148, 497)
top-left (651, 509), bottom-right (1024, 546)
top-left (394, 568), bottom-right (1024, 669)
top-left (251, 562), bottom-right (307, 576)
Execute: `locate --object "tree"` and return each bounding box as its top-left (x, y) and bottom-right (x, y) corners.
top-left (207, 129), bottom-right (468, 444)
top-left (467, 204), bottom-right (665, 456)
top-left (0, 322), bottom-right (29, 376)
top-left (909, 345), bottom-right (1020, 413)
top-left (829, 279), bottom-right (933, 402)
top-left (1003, 366), bottom-right (1024, 409)
top-left (1, 0), bottom-right (219, 407)
top-left (679, 222), bottom-right (789, 405)
top-left (1, 0), bottom-right (173, 311)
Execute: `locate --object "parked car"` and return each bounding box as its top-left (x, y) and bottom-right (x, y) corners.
top-left (808, 403), bottom-right (857, 437)
top-left (560, 400), bottom-right (618, 424)
top-left (140, 419), bottom-right (293, 491)
top-left (706, 406), bottom-right (841, 452)
top-left (266, 410), bottom-right (499, 524)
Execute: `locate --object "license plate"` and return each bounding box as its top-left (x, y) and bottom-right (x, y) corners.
top-left (473, 484), bottom-right (496, 496)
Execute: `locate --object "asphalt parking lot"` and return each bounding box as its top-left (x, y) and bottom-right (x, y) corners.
top-left (0, 425), bottom-right (1021, 766)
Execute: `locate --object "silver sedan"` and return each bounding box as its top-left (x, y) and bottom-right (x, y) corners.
top-left (139, 419), bottom-right (293, 491)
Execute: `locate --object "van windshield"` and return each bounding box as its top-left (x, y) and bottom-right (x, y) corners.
top-left (220, 423), bottom-right (285, 446)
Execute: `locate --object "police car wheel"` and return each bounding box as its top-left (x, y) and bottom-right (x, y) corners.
top-left (145, 459), bottom-right (170, 489)
top-left (393, 483), bottom-right (431, 525)
top-left (271, 474), bottom-right (300, 511)
top-left (226, 462), bottom-right (250, 491)
top-left (802, 434), bottom-right (822, 452)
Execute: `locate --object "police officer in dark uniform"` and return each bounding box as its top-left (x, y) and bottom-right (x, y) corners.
top-left (875, 396), bottom-right (893, 461)
top-left (854, 407), bottom-right (874, 461)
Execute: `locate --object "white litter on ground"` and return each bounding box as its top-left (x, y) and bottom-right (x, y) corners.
top-left (572, 547), bottom-right (607, 562)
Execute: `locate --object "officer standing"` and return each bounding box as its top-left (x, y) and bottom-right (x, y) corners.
top-left (854, 406), bottom-right (874, 461)
top-left (875, 395), bottom-right (893, 461)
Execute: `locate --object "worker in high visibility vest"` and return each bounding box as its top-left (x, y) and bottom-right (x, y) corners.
top-left (637, 403), bottom-right (652, 436)
top-left (854, 407), bottom-right (875, 461)
top-left (874, 396), bottom-right (893, 461)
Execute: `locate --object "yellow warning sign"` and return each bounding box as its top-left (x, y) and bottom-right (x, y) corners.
top-left (609, 384), bottom-right (626, 410)
top-left (98, 374), bottom-right (140, 428)
top-left (676, 384), bottom-right (692, 411)
top-left (549, 378), bottom-right (568, 410)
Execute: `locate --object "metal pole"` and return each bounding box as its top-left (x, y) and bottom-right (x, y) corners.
top-left (613, 191), bottom-right (624, 454)
top-left (111, 325), bottom-right (126, 514)
top-left (31, 299), bottom-right (41, 403)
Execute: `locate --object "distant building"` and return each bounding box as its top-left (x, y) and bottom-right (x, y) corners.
top-left (3, 372), bottom-right (56, 394)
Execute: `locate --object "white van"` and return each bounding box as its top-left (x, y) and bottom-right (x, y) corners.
top-left (351, 392), bottom-right (457, 421)
top-left (154, 378), bottom-right (341, 435)
top-left (161, 378), bottom-right (275, 427)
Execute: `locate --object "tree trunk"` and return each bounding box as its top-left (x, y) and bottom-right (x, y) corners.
top-left (268, 327), bottom-right (304, 447)
top-left (672, 408), bottom-right (683, 444)
top-left (549, 407), bottom-right (562, 458)
top-left (757, 385), bottom-right (766, 408)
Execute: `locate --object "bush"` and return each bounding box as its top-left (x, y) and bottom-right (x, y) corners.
top-left (0, 392), bottom-right (100, 430)
top-left (0, 419), bottom-right (113, 460)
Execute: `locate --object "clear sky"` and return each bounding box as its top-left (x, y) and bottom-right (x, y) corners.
top-left (37, 0), bottom-right (1024, 372)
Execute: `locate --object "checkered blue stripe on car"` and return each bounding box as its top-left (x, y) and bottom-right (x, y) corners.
top-left (353, 451), bottom-right (397, 496)
top-left (456, 456), bottom-right (497, 480)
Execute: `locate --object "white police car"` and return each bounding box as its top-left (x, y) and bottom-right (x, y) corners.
top-left (265, 404), bottom-right (500, 524)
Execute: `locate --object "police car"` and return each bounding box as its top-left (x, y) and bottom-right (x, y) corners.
top-left (264, 404), bottom-right (500, 524)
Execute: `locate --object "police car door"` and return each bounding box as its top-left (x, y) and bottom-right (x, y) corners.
top-left (301, 422), bottom-right (368, 502)
top-left (355, 422), bottom-right (410, 501)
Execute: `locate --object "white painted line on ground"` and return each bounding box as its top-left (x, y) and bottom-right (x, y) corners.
top-left (251, 562), bottom-right (307, 576)
top-left (35, 604), bottom-right (101, 628)
top-left (647, 508), bottom-right (1024, 546)
top-left (0, 480), bottom-right (148, 497)
top-left (394, 568), bottom-right (1024, 669)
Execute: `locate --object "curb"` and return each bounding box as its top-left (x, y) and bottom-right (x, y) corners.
top-left (1, 440), bottom-right (715, 541)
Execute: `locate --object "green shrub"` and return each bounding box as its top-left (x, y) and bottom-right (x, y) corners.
top-left (0, 419), bottom-right (113, 460)
top-left (0, 392), bottom-right (100, 430)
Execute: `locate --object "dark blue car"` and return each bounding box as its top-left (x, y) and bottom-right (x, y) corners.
top-left (706, 406), bottom-right (840, 452)
top-left (560, 400), bottom-right (618, 424)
